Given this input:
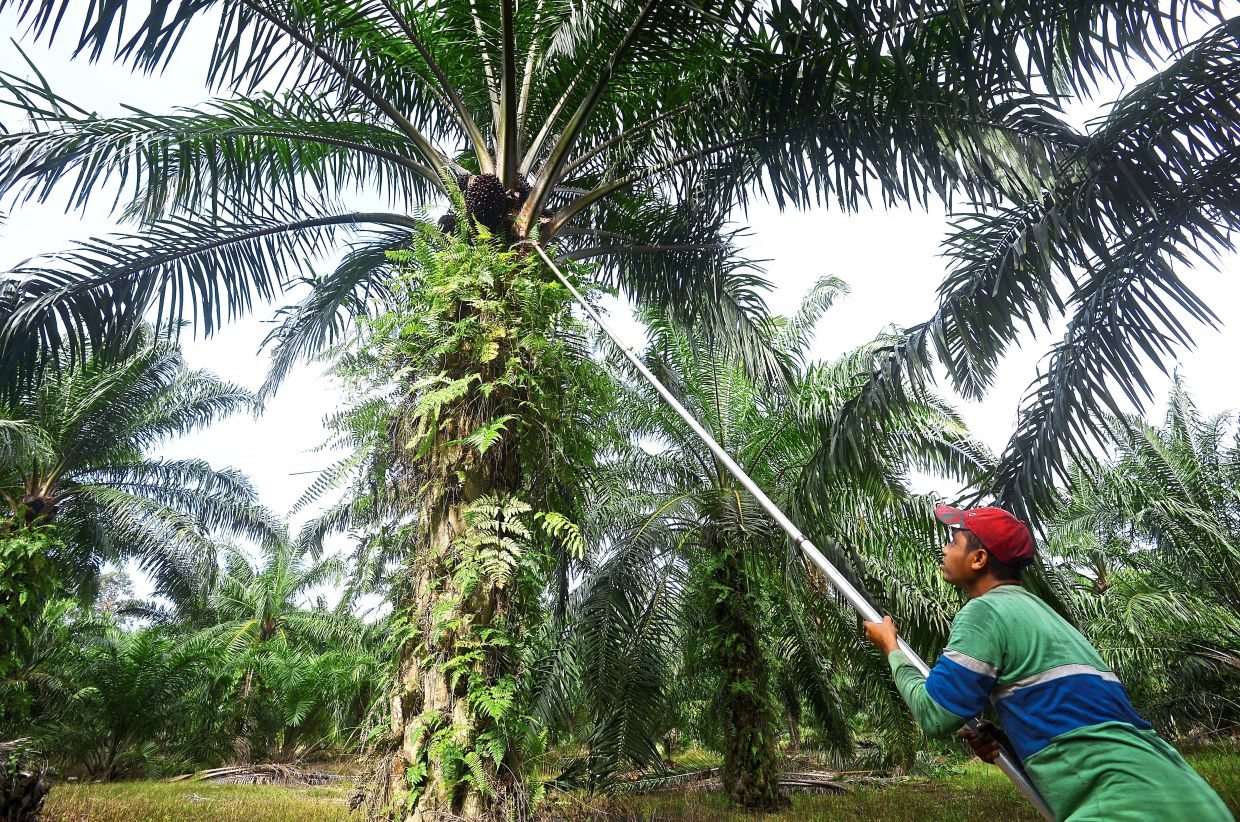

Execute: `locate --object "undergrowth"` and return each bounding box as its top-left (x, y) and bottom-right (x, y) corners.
top-left (40, 747), bottom-right (1239, 821)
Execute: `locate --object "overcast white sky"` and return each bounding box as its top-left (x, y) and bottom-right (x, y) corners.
top-left (2, 10), bottom-right (1238, 598)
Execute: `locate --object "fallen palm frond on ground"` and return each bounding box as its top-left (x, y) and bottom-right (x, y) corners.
top-left (169, 765), bottom-right (347, 787)
top-left (614, 767), bottom-right (852, 796)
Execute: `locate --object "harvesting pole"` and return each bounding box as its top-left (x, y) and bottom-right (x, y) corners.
top-left (525, 242), bottom-right (1055, 821)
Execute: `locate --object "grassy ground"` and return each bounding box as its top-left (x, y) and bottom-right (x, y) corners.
top-left (42, 780), bottom-right (354, 822)
top-left (609, 747), bottom-right (1240, 821)
top-left (603, 763), bottom-right (1042, 821)
top-left (41, 747), bottom-right (1240, 821)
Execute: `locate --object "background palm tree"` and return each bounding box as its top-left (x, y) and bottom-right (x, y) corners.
top-left (53, 625), bottom-right (210, 781)
top-left (0, 598), bottom-right (102, 738)
top-left (0, 328), bottom-right (280, 601)
top-left (1, 592), bottom-right (385, 778)
top-left (134, 535), bottom-right (373, 763)
top-left (203, 539), bottom-right (352, 649)
top-left (1047, 378), bottom-right (1240, 736)
top-left (568, 280), bottom-right (992, 800)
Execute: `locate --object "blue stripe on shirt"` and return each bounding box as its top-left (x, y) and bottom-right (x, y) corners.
top-left (996, 674), bottom-right (1153, 760)
top-left (925, 655), bottom-right (995, 718)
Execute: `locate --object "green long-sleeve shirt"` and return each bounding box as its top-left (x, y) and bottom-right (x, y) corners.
top-left (888, 585), bottom-right (1230, 821)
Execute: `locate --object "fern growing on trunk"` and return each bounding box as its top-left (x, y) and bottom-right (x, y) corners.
top-left (340, 232), bottom-right (602, 820)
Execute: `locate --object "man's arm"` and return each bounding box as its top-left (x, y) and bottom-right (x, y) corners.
top-left (864, 615), bottom-right (996, 739)
top-left (888, 648), bottom-right (972, 738)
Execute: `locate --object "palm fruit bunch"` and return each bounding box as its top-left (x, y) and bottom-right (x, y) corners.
top-left (437, 212), bottom-right (459, 235)
top-left (440, 174), bottom-right (534, 237)
top-left (463, 173), bottom-right (510, 230)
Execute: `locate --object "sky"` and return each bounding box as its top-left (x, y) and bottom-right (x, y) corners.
top-left (2, 9), bottom-right (1238, 598)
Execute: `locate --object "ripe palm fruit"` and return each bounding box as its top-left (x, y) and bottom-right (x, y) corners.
top-left (464, 174), bottom-right (509, 230)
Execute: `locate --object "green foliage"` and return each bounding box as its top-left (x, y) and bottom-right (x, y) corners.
top-left (2, 1), bottom-right (1238, 809)
top-left (454, 495), bottom-right (533, 591)
top-left (32, 623), bottom-right (209, 780)
top-left (17, 619), bottom-right (380, 780)
top-left (0, 328), bottom-right (280, 602)
top-left (535, 512), bottom-right (585, 561)
top-left (1047, 379), bottom-right (1240, 736)
top-left (9, 0), bottom-right (1198, 430)
top-left (0, 535), bottom-right (385, 780)
top-left (0, 525), bottom-right (62, 673)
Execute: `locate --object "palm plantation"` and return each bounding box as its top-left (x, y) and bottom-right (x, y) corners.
top-left (0, 329), bottom-right (279, 657)
top-left (0, 0), bottom-right (1238, 819)
top-left (581, 283), bottom-right (992, 806)
top-left (1048, 381), bottom-right (1240, 735)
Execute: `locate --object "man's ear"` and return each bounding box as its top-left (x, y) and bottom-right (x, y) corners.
top-left (969, 548), bottom-right (989, 572)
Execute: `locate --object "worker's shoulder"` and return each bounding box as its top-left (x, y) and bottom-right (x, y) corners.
top-left (956, 586), bottom-right (1061, 630)
top-left (959, 585), bottom-right (1039, 616)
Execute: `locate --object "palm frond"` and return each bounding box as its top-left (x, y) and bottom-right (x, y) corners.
top-left (0, 208), bottom-right (425, 389)
top-left (259, 230), bottom-right (406, 400)
top-left (0, 81), bottom-right (443, 220)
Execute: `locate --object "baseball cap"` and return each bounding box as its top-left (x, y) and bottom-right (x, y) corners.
top-left (934, 504), bottom-right (1035, 564)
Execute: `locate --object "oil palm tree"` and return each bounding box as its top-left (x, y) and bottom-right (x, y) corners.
top-left (55, 626), bottom-right (210, 780)
top-left (0, 0), bottom-right (1224, 816)
top-left (135, 535), bottom-right (374, 762)
top-left (203, 539), bottom-right (352, 649)
top-left (1047, 378), bottom-right (1240, 734)
top-left (0, 328), bottom-right (281, 601)
top-left (0, 598), bottom-right (104, 742)
top-left (573, 279), bottom-right (992, 805)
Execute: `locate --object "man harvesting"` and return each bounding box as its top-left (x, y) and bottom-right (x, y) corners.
top-left (863, 505), bottom-right (1230, 821)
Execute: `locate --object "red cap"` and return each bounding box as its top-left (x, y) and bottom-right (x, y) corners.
top-left (934, 505), bottom-right (1035, 564)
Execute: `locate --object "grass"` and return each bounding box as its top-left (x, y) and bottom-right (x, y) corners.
top-left (1181, 745), bottom-right (1240, 811)
top-left (42, 780), bottom-right (354, 822)
top-left (41, 747), bottom-right (1240, 821)
top-left (609, 747), bottom-right (1240, 821)
top-left (602, 762), bottom-right (1044, 822)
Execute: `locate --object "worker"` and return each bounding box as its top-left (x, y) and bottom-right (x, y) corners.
top-left (863, 505), bottom-right (1231, 821)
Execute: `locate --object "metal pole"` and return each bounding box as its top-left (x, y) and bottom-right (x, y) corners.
top-left (527, 242), bottom-right (1055, 820)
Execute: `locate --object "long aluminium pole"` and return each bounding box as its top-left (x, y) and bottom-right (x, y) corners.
top-left (527, 242), bottom-right (1054, 820)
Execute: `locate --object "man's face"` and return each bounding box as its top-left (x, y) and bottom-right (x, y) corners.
top-left (940, 529), bottom-right (983, 585)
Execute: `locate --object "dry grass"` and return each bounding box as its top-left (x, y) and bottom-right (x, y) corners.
top-left (42, 780), bottom-right (356, 822)
top-left (41, 746), bottom-right (1239, 821)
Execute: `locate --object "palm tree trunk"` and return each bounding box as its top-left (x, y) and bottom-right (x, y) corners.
top-left (234, 667), bottom-right (256, 763)
top-left (388, 490), bottom-right (496, 816)
top-left (786, 707), bottom-right (802, 753)
top-left (706, 532), bottom-right (784, 810)
top-left (101, 731), bottom-right (124, 782)
top-left (279, 727), bottom-right (301, 763)
top-left (378, 251), bottom-right (533, 820)
top-left (385, 437), bottom-right (525, 820)
top-left (553, 543), bottom-right (570, 623)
